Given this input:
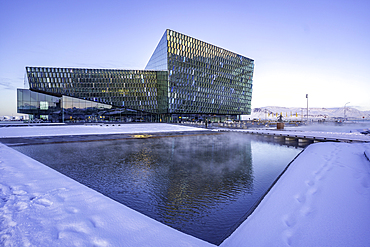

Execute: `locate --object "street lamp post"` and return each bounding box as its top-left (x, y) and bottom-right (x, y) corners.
top-left (344, 102), bottom-right (350, 121)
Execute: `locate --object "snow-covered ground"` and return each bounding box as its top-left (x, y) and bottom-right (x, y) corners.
top-left (1, 124), bottom-right (370, 246)
top-left (219, 128), bottom-right (370, 143)
top-left (0, 123), bottom-right (206, 138)
top-left (222, 142), bottom-right (370, 247)
top-left (284, 122), bottom-right (370, 133)
top-left (243, 106), bottom-right (370, 121)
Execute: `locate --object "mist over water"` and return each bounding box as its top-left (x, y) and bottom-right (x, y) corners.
top-left (14, 133), bottom-right (302, 245)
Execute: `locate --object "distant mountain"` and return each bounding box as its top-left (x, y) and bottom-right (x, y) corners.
top-left (243, 107), bottom-right (370, 121)
top-left (0, 116), bottom-right (25, 121)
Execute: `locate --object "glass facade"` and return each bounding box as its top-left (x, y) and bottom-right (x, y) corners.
top-left (24, 68), bottom-right (168, 114)
top-left (18, 29), bottom-right (254, 121)
top-left (147, 29), bottom-right (254, 115)
top-left (145, 32), bottom-right (168, 71)
top-left (17, 89), bottom-right (61, 121)
top-left (17, 89), bottom-right (137, 122)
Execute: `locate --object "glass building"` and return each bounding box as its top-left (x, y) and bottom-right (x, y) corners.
top-left (18, 29), bottom-right (254, 122)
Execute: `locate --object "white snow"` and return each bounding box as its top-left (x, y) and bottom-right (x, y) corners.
top-left (0, 142), bottom-right (213, 246)
top-left (0, 124), bottom-right (212, 247)
top-left (1, 123), bottom-right (370, 246)
top-left (0, 123), bottom-right (206, 138)
top-left (221, 142), bottom-right (370, 247)
top-left (243, 106), bottom-right (370, 121)
top-left (221, 128), bottom-right (370, 143)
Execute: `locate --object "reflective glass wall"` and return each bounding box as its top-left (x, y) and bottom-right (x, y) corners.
top-left (165, 29), bottom-right (254, 115)
top-left (61, 95), bottom-right (112, 122)
top-left (17, 89), bottom-right (61, 121)
top-left (17, 89), bottom-right (149, 122)
top-left (25, 68), bottom-right (168, 114)
top-left (145, 31), bottom-right (168, 71)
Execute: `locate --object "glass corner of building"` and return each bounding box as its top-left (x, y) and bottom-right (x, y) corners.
top-left (24, 72), bottom-right (30, 89)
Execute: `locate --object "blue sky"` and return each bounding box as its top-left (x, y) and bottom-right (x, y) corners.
top-left (1, 0), bottom-right (369, 116)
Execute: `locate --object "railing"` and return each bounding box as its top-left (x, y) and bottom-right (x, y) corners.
top-left (175, 121), bottom-right (304, 129)
top-left (175, 121), bottom-right (251, 129)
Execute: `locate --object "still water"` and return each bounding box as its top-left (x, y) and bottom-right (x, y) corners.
top-left (14, 133), bottom-right (302, 245)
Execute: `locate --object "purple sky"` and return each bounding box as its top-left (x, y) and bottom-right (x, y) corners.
top-left (1, 0), bottom-right (369, 116)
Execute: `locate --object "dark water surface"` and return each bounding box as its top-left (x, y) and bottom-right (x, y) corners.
top-left (13, 133), bottom-right (302, 245)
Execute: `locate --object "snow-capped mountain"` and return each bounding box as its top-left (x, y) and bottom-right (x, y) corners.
top-left (243, 106), bottom-right (370, 121)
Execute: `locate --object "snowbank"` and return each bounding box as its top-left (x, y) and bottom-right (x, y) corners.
top-left (1, 124), bottom-right (370, 246)
top-left (0, 143), bottom-right (213, 246)
top-left (221, 142), bottom-right (370, 246)
top-left (0, 123), bottom-right (206, 138)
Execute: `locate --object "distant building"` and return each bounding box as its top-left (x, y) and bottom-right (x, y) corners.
top-left (17, 29), bottom-right (254, 122)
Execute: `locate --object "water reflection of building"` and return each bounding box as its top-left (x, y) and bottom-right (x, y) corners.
top-left (17, 29), bottom-right (254, 123)
top-left (13, 133), bottom-right (262, 245)
top-left (158, 135), bottom-right (254, 233)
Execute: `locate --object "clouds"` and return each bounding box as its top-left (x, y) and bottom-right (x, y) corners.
top-left (0, 78), bottom-right (16, 90)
